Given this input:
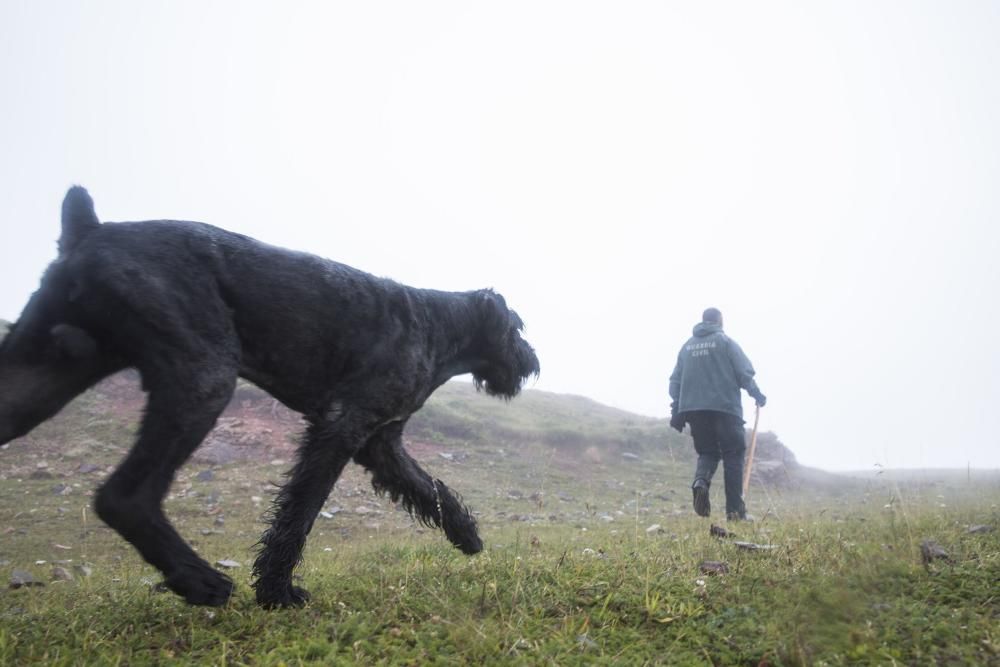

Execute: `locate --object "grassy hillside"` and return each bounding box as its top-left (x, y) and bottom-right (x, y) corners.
top-left (409, 381), bottom-right (686, 456)
top-left (1, 437), bottom-right (997, 665)
top-left (1, 373), bottom-right (997, 664)
top-left (0, 372), bottom-right (817, 514)
top-left (0, 367), bottom-right (829, 516)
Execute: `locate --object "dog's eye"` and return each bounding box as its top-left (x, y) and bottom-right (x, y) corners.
top-left (50, 324), bottom-right (98, 360)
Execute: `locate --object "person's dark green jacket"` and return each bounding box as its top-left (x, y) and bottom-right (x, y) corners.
top-left (669, 322), bottom-right (765, 421)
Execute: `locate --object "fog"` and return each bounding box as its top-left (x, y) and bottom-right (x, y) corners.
top-left (1, 2), bottom-right (997, 471)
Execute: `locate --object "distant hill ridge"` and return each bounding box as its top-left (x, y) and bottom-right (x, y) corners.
top-left (143, 373), bottom-right (807, 483)
top-left (0, 315), bottom-right (808, 486)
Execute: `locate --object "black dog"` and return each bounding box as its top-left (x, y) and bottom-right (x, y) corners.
top-left (0, 187), bottom-right (539, 608)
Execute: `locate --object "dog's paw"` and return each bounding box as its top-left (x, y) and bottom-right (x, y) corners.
top-left (456, 534), bottom-right (484, 555)
top-left (256, 584), bottom-right (311, 609)
top-left (446, 521), bottom-right (483, 555)
top-left (165, 567), bottom-right (235, 607)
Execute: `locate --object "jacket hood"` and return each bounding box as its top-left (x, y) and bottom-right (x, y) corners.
top-left (693, 322), bottom-right (723, 337)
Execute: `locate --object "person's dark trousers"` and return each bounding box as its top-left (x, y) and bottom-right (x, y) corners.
top-left (686, 410), bottom-right (747, 518)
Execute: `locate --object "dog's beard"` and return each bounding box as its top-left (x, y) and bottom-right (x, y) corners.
top-left (473, 369), bottom-right (517, 398)
top-left (473, 340), bottom-right (539, 399)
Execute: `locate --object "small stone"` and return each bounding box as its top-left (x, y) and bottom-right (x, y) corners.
top-left (10, 570), bottom-right (45, 589)
top-left (76, 463), bottom-right (102, 474)
top-left (967, 525), bottom-right (993, 534)
top-left (734, 541), bottom-right (778, 552)
top-left (438, 452), bottom-right (454, 461)
top-left (196, 470), bottom-right (215, 482)
top-left (269, 459), bottom-right (286, 466)
top-left (699, 560), bottom-right (729, 575)
top-left (710, 524), bottom-right (732, 538)
top-left (215, 559), bottom-right (241, 569)
top-left (621, 452), bottom-right (640, 461)
top-left (51, 566), bottom-right (73, 582)
top-left (30, 469), bottom-right (55, 480)
top-left (51, 484), bottom-right (72, 496)
top-left (645, 524), bottom-right (662, 534)
top-left (73, 564), bottom-right (93, 578)
top-left (320, 511), bottom-right (334, 519)
top-left (920, 540), bottom-right (950, 564)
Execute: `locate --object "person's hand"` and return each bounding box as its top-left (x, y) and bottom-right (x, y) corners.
top-left (754, 393), bottom-right (767, 408)
top-left (669, 411), bottom-right (685, 433)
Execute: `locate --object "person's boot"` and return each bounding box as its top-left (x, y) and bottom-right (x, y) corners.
top-left (726, 500), bottom-right (748, 521)
top-left (692, 479), bottom-right (710, 517)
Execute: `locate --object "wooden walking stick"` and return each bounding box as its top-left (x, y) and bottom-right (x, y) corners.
top-left (742, 404), bottom-right (761, 497)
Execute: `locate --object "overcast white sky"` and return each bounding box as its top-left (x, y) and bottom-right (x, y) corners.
top-left (1, 2), bottom-right (998, 471)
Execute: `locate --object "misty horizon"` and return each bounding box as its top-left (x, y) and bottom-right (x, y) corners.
top-left (2, 2), bottom-right (998, 472)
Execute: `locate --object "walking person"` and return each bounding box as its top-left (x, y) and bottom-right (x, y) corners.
top-left (669, 308), bottom-right (766, 520)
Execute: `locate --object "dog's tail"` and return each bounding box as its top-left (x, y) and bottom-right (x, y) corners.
top-left (59, 186), bottom-right (101, 255)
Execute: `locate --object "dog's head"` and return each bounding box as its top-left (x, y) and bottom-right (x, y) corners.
top-left (0, 303), bottom-right (108, 446)
top-left (470, 290), bottom-right (540, 399)
top-left (1, 186), bottom-right (117, 445)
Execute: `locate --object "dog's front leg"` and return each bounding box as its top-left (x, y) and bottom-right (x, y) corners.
top-left (252, 405), bottom-right (374, 608)
top-left (355, 423), bottom-right (483, 555)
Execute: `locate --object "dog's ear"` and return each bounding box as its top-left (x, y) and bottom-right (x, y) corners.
top-left (60, 186), bottom-right (101, 256)
top-left (477, 290), bottom-right (512, 341)
top-left (50, 324), bottom-right (98, 360)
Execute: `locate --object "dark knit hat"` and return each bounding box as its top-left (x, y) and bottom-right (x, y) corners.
top-left (702, 307), bottom-right (722, 324)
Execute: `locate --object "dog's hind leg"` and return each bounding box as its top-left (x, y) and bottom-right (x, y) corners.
top-left (354, 423), bottom-right (483, 555)
top-left (252, 405), bottom-right (375, 608)
top-left (94, 358), bottom-right (237, 606)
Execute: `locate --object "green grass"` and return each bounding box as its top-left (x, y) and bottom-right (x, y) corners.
top-left (2, 469), bottom-right (997, 666)
top-left (1, 379), bottom-right (997, 664)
